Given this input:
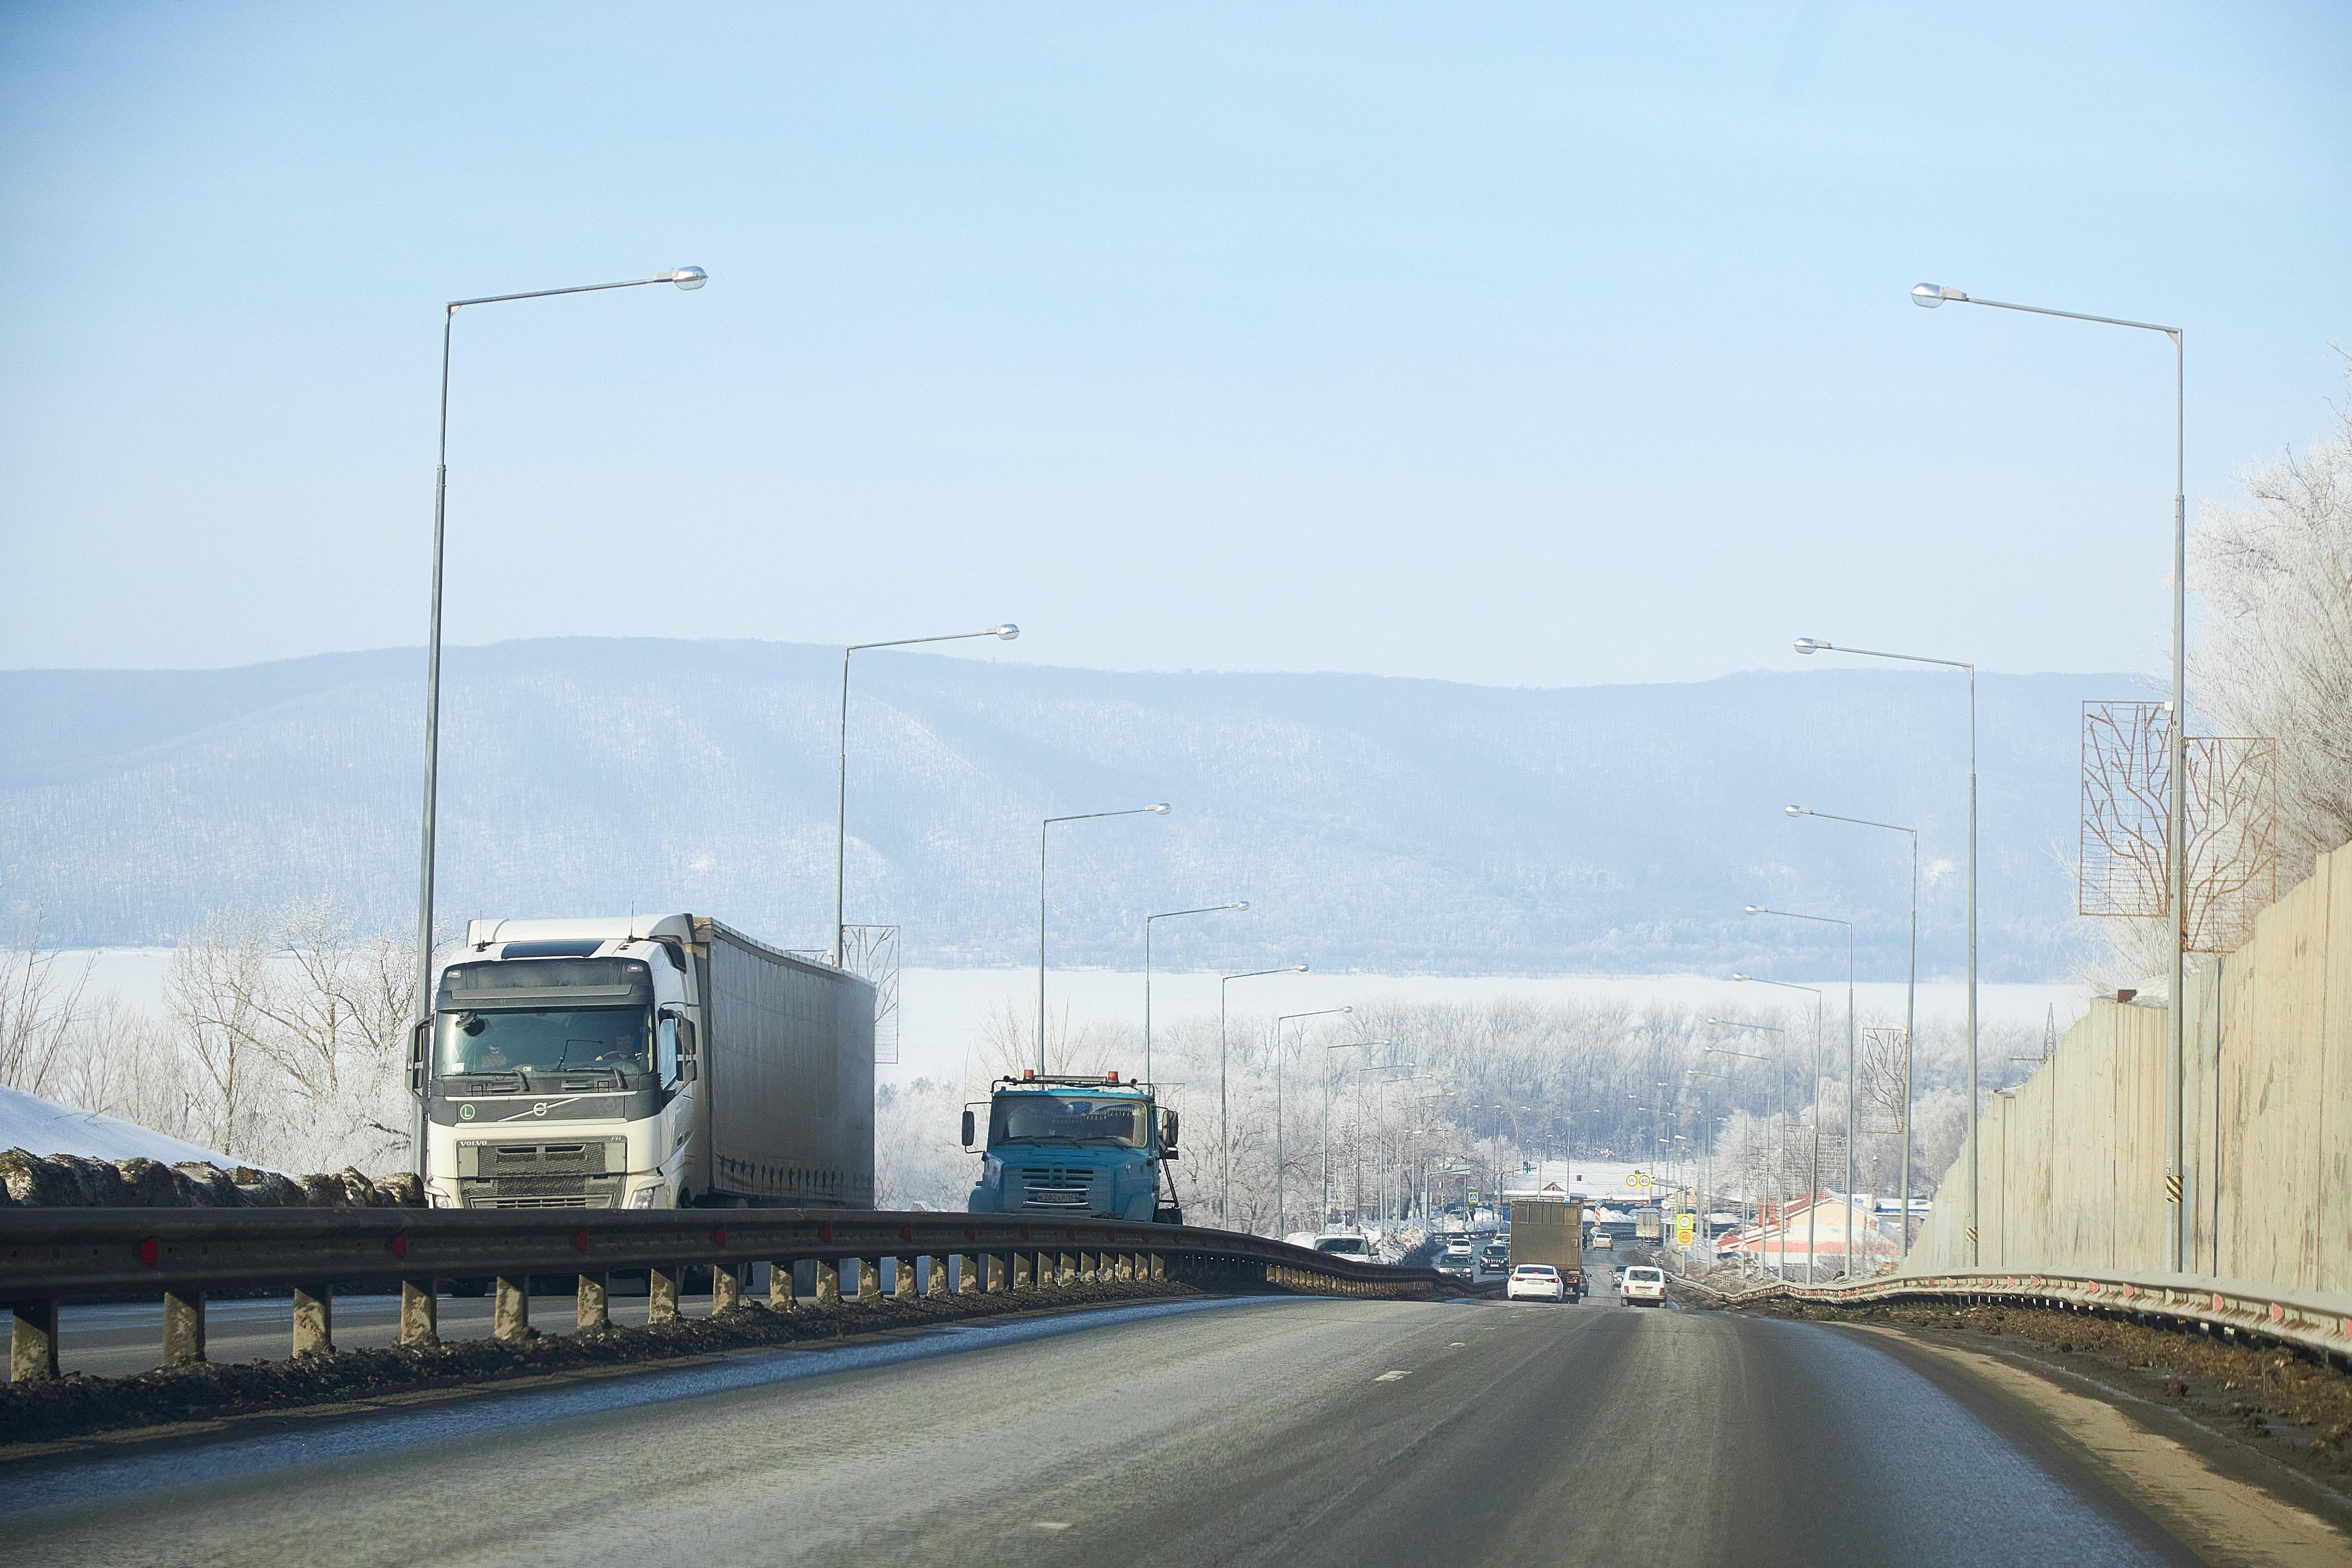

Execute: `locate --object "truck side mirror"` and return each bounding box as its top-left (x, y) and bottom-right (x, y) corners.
top-left (675, 1019), bottom-right (698, 1057)
top-left (407, 1019), bottom-right (429, 1094)
top-left (678, 1058), bottom-right (698, 1084)
top-left (961, 1109), bottom-right (976, 1148)
top-left (1162, 1110), bottom-right (1179, 1151)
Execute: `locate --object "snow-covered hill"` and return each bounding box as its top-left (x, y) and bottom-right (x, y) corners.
top-left (2, 638), bottom-right (2139, 977)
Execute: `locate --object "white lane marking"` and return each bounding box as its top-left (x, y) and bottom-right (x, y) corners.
top-left (1375, 1370), bottom-right (1412, 1382)
top-left (1447, 1341), bottom-right (1466, 1348)
top-left (1032, 1522), bottom-right (1073, 1531)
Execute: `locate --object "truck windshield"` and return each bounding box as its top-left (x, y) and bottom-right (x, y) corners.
top-left (989, 1094), bottom-right (1149, 1148)
top-left (436, 1006), bottom-right (651, 1086)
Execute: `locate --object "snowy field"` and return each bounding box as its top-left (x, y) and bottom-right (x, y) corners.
top-left (61, 950), bottom-right (2090, 1091)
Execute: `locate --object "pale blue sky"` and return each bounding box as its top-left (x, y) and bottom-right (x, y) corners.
top-left (2, 2), bottom-right (2345, 686)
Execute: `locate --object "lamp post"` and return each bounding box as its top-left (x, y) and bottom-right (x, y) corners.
top-left (1038, 804), bottom-right (1170, 1073)
top-left (1144, 902), bottom-right (1249, 1087)
top-left (836, 626), bottom-right (1018, 964)
top-left (1219, 964), bottom-right (1306, 1225)
top-left (1911, 280), bottom-right (2187, 1275)
top-left (1707, 1023), bottom-right (1784, 1278)
top-left (411, 264), bottom-right (708, 1172)
top-left (1272, 1006), bottom-right (1354, 1235)
top-left (1789, 804), bottom-right (1918, 1264)
top-left (1795, 636), bottom-right (1977, 1265)
top-left (1323, 1038), bottom-right (1398, 1227)
top-left (1733, 973), bottom-right (1826, 1281)
top-left (1746, 908), bottom-right (1856, 1280)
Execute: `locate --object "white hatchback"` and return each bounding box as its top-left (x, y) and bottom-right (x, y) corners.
top-left (1506, 1264), bottom-right (1565, 1302)
top-left (1621, 1265), bottom-right (1667, 1307)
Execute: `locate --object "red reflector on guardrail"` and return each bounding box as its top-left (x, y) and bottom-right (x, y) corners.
top-left (1066, 1228), bottom-right (1078, 1241)
top-left (391, 1234), bottom-right (409, 1260)
top-left (963, 1226), bottom-right (976, 1242)
top-left (899, 1225), bottom-right (913, 1243)
top-left (572, 1231), bottom-right (588, 1254)
top-left (1018, 1226), bottom-right (1031, 1240)
top-left (818, 1224), bottom-right (832, 1243)
top-left (711, 1227), bottom-right (728, 1248)
top-left (136, 1236), bottom-right (158, 1267)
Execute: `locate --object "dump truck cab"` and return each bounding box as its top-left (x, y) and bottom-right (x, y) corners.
top-left (963, 1072), bottom-right (1181, 1224)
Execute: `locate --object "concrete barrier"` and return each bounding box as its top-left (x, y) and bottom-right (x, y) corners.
top-left (1907, 838), bottom-right (2351, 1296)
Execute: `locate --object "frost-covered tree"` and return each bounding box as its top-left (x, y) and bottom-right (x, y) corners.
top-left (2192, 384), bottom-right (2352, 884)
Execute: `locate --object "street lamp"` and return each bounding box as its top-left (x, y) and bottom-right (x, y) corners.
top-left (1272, 1006), bottom-right (1353, 1235)
top-left (837, 625), bottom-right (1018, 964)
top-left (1219, 964), bottom-right (1307, 1225)
top-left (1793, 636), bottom-right (1978, 1266)
top-left (1733, 973), bottom-right (1826, 1281)
top-left (1911, 280), bottom-right (2188, 1275)
top-left (1144, 902), bottom-right (1249, 1087)
top-left (411, 265), bottom-right (708, 1172)
top-left (1789, 804), bottom-right (1918, 1265)
top-left (1039, 805), bottom-right (1170, 1073)
top-left (1747, 907), bottom-right (1857, 1280)
top-left (1324, 1038), bottom-right (1398, 1227)
top-left (1708, 1019), bottom-right (1786, 1279)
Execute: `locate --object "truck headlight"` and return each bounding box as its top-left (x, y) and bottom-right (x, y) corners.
top-left (629, 1185), bottom-right (661, 1209)
top-left (981, 1155), bottom-right (1003, 1186)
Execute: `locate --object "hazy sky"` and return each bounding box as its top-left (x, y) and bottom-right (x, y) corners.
top-left (3, 3), bottom-right (2345, 686)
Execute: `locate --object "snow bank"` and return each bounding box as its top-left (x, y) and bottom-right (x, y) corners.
top-left (0, 1085), bottom-right (242, 1166)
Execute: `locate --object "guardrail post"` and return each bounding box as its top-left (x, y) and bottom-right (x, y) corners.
top-left (713, 1262), bottom-right (743, 1314)
top-left (858, 1257), bottom-right (883, 1304)
top-left (985, 1252), bottom-right (1005, 1292)
top-left (1150, 1252), bottom-right (1165, 1283)
top-left (10, 1300), bottom-right (59, 1384)
top-left (1013, 1252), bottom-right (1033, 1291)
top-left (494, 1275), bottom-right (530, 1341)
top-left (578, 1272), bottom-right (611, 1332)
top-left (770, 1259), bottom-right (798, 1311)
top-left (293, 1283), bottom-right (334, 1356)
top-left (162, 1288), bottom-right (207, 1366)
top-left (893, 1256), bottom-right (917, 1301)
top-left (650, 1265), bottom-right (682, 1323)
top-left (814, 1259), bottom-right (840, 1307)
top-left (400, 1280), bottom-right (439, 1348)
top-left (927, 1254), bottom-right (950, 1299)
top-left (1057, 1251), bottom-right (1075, 1286)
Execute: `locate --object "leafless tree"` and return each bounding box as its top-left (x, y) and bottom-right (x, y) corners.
top-left (0, 917), bottom-right (93, 1097)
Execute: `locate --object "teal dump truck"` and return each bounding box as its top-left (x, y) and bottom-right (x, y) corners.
top-left (963, 1071), bottom-right (1183, 1223)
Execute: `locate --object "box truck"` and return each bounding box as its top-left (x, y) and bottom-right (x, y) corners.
top-left (416, 915), bottom-right (874, 1210)
top-left (1508, 1194), bottom-right (1586, 1299)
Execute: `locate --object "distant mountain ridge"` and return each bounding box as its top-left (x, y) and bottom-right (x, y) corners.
top-left (1, 639), bottom-right (2142, 978)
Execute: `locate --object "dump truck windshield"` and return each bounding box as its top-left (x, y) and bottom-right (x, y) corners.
top-left (989, 1093), bottom-right (1149, 1148)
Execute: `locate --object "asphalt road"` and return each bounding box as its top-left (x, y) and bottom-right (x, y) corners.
top-left (1, 1285), bottom-right (2215, 1567)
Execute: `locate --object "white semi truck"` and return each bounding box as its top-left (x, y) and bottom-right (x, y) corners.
top-left (415, 915), bottom-right (873, 1211)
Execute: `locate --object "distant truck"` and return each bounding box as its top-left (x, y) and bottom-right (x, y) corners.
top-left (963, 1071), bottom-right (1182, 1223)
top-left (416, 916), bottom-right (874, 1211)
top-left (1509, 1195), bottom-right (1586, 1300)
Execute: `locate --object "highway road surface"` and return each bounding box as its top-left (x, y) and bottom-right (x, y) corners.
top-left (0, 1285), bottom-right (2313, 1567)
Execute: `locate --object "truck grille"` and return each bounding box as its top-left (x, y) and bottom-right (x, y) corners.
top-left (458, 1172), bottom-right (624, 1209)
top-left (1017, 1166), bottom-right (1094, 1211)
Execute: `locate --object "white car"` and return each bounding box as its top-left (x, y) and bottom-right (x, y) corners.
top-left (1621, 1265), bottom-right (1667, 1307)
top-left (1506, 1264), bottom-right (1565, 1302)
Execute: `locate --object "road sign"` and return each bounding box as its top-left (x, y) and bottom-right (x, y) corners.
top-left (1674, 1212), bottom-right (1697, 1247)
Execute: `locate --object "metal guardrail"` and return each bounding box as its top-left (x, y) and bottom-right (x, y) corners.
top-left (1706, 1267), bottom-right (2352, 1366)
top-left (0, 1209), bottom-right (1444, 1384)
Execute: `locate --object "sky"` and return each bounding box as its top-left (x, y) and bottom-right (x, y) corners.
top-left (2, 3), bottom-right (2346, 688)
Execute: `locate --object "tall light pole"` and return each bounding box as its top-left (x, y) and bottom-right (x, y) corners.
top-left (1323, 1038), bottom-right (1397, 1226)
top-left (1734, 973), bottom-right (1825, 1281)
top-left (1038, 804), bottom-right (1170, 1073)
top-left (1747, 907), bottom-right (1856, 1279)
top-left (412, 264), bottom-right (707, 1172)
top-left (836, 625), bottom-right (1018, 964)
top-left (1271, 1006), bottom-right (1353, 1235)
top-left (1789, 803), bottom-right (1918, 1267)
top-left (1219, 964), bottom-right (1306, 1225)
top-left (1795, 636), bottom-right (1977, 1265)
top-left (1912, 280), bottom-right (2187, 1274)
top-left (1144, 901), bottom-right (1248, 1086)
top-left (1707, 1023), bottom-right (1784, 1277)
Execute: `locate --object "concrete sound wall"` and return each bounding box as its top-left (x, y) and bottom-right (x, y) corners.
top-left (1905, 839), bottom-right (2349, 1294)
